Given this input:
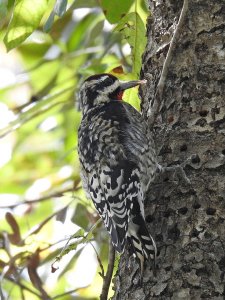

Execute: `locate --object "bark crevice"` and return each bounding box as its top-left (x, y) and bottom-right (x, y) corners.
top-left (113, 0), bottom-right (225, 299)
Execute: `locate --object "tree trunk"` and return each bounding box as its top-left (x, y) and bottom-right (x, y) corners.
top-left (113, 1), bottom-right (225, 299)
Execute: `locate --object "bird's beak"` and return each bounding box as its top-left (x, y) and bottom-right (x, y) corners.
top-left (119, 79), bottom-right (147, 91)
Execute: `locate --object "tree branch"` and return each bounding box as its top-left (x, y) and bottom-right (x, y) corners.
top-left (52, 286), bottom-right (89, 299)
top-left (100, 239), bottom-right (115, 300)
top-left (0, 187), bottom-right (80, 209)
top-left (90, 242), bottom-right (105, 279)
top-left (149, 0), bottom-right (189, 126)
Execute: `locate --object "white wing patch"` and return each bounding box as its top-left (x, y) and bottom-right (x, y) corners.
top-left (87, 163), bottom-right (138, 252)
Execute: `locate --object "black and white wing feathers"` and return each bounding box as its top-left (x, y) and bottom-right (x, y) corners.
top-left (88, 160), bottom-right (139, 252)
top-left (78, 100), bottom-right (157, 268)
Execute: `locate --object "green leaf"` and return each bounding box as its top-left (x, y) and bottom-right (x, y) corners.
top-left (124, 87), bottom-right (141, 111)
top-left (85, 19), bottom-right (104, 47)
top-left (54, 219), bottom-right (101, 263)
top-left (71, 0), bottom-right (98, 9)
top-left (4, 0), bottom-right (48, 51)
top-left (58, 247), bottom-right (83, 278)
top-left (100, 0), bottom-right (134, 24)
top-left (114, 12), bottom-right (146, 76)
top-left (67, 12), bottom-right (99, 52)
top-left (0, 0), bottom-right (15, 28)
top-left (72, 203), bottom-right (89, 229)
top-left (0, 0), bottom-right (8, 18)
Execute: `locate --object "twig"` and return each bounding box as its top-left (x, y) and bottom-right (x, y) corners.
top-left (0, 187), bottom-right (80, 209)
top-left (24, 203), bottom-right (72, 239)
top-left (149, 0), bottom-right (189, 126)
top-left (90, 242), bottom-right (105, 278)
top-left (4, 276), bottom-right (42, 299)
top-left (51, 218), bottom-right (102, 271)
top-left (52, 286), bottom-right (89, 299)
top-left (100, 239), bottom-right (116, 300)
top-left (0, 283), bottom-right (5, 300)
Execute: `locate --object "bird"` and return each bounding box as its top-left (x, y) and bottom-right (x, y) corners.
top-left (78, 73), bottom-right (158, 278)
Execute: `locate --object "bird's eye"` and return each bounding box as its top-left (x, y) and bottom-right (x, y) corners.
top-left (105, 76), bottom-right (115, 85)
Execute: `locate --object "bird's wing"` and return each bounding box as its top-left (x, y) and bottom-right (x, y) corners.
top-left (88, 160), bottom-right (140, 253)
top-left (121, 102), bottom-right (157, 192)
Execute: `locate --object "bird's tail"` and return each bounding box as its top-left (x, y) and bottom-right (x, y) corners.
top-left (127, 214), bottom-right (157, 279)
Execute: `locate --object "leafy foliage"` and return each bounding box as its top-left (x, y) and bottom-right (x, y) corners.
top-left (101, 0), bottom-right (134, 24)
top-left (0, 0), bottom-right (148, 299)
top-left (4, 0), bottom-right (49, 51)
top-left (115, 12), bottom-right (147, 76)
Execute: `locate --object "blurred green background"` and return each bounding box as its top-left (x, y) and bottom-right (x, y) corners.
top-left (0, 0), bottom-right (148, 299)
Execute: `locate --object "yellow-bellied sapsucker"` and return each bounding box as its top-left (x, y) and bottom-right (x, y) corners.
top-left (78, 73), bottom-right (158, 276)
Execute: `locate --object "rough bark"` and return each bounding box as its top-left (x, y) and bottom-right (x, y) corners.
top-left (113, 1), bottom-right (225, 299)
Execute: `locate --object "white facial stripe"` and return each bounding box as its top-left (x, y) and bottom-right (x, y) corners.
top-left (98, 76), bottom-right (108, 82)
top-left (85, 76), bottom-right (119, 91)
top-left (92, 79), bottom-right (120, 104)
top-left (84, 76), bottom-right (110, 88)
top-left (80, 75), bottom-right (121, 110)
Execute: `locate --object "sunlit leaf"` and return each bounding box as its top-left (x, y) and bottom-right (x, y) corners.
top-left (100, 0), bottom-right (134, 24)
top-left (4, 0), bottom-right (49, 51)
top-left (67, 12), bottom-right (99, 52)
top-left (0, 0), bottom-right (8, 27)
top-left (71, 0), bottom-right (98, 9)
top-left (114, 12), bottom-right (146, 76)
top-left (123, 86), bottom-right (141, 111)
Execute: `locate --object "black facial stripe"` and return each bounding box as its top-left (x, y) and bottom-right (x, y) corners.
top-left (86, 89), bottom-right (98, 107)
top-left (109, 87), bottom-right (120, 99)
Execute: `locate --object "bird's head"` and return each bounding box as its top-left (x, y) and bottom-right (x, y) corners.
top-left (78, 73), bottom-right (146, 114)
